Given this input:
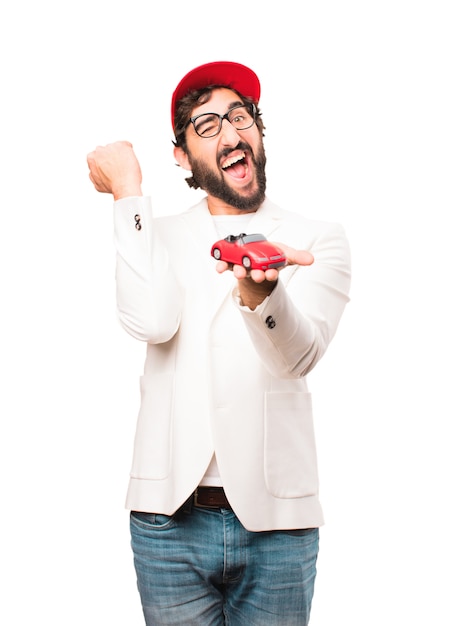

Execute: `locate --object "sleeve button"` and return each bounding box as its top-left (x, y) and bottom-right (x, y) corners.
top-left (265, 315), bottom-right (276, 329)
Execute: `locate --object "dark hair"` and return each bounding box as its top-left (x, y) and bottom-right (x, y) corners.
top-left (172, 85), bottom-right (265, 154)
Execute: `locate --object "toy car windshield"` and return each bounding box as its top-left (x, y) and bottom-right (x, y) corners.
top-left (225, 233), bottom-right (266, 244)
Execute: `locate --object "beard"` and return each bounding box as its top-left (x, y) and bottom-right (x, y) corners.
top-left (186, 141), bottom-right (267, 212)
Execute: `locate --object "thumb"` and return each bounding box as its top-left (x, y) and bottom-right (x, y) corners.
top-left (274, 243), bottom-right (314, 267)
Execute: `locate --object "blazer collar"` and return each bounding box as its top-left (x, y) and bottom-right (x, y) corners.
top-left (183, 196), bottom-right (284, 240)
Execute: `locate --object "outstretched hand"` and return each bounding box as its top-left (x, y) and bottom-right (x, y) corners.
top-left (87, 141), bottom-right (143, 200)
top-left (215, 242), bottom-right (314, 282)
top-left (215, 242), bottom-right (314, 310)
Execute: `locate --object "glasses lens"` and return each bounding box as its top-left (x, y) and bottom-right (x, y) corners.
top-left (193, 114), bottom-right (221, 138)
top-left (228, 105), bottom-right (254, 130)
top-left (192, 104), bottom-right (255, 138)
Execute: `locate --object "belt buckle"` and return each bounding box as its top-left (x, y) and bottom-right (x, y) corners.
top-left (193, 488), bottom-right (208, 509)
top-left (194, 487), bottom-right (223, 509)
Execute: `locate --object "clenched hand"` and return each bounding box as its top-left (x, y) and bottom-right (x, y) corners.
top-left (87, 141), bottom-right (143, 200)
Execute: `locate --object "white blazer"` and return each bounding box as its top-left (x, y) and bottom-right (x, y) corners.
top-left (113, 196), bottom-right (351, 531)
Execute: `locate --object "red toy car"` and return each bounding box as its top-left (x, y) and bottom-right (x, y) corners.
top-left (211, 233), bottom-right (287, 271)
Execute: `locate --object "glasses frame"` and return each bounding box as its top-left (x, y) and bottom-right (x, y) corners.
top-left (187, 103), bottom-right (256, 138)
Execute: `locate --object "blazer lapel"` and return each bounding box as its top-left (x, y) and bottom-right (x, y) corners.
top-left (246, 198), bottom-right (285, 240)
top-left (179, 199), bottom-right (236, 318)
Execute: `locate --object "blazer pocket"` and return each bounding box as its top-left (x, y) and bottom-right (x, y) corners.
top-left (130, 373), bottom-right (174, 480)
top-left (264, 392), bottom-right (319, 498)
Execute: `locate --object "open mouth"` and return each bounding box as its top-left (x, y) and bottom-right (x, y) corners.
top-left (221, 151), bottom-right (248, 179)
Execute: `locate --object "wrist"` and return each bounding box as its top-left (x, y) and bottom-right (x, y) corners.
top-left (113, 183), bottom-right (143, 201)
top-left (238, 278), bottom-right (277, 310)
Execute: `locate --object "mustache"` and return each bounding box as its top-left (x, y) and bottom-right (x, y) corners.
top-left (217, 141), bottom-right (251, 163)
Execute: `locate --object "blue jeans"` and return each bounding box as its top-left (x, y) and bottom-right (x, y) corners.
top-left (130, 503), bottom-right (319, 625)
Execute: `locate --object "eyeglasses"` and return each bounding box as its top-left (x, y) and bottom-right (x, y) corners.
top-left (187, 103), bottom-right (256, 138)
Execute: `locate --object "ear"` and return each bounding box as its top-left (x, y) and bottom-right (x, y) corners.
top-left (173, 146), bottom-right (192, 171)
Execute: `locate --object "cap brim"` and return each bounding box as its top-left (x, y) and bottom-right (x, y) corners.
top-left (171, 61), bottom-right (260, 130)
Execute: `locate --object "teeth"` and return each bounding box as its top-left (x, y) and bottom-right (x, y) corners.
top-left (222, 152), bottom-right (245, 169)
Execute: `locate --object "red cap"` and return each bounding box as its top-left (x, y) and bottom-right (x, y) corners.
top-left (171, 61), bottom-right (261, 130)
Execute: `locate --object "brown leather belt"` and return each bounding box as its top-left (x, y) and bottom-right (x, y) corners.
top-left (194, 487), bottom-right (231, 509)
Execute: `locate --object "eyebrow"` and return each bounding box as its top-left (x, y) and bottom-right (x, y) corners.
top-left (194, 100), bottom-right (245, 118)
top-left (227, 100), bottom-right (244, 109)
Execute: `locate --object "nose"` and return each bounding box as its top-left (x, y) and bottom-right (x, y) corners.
top-left (218, 118), bottom-right (242, 145)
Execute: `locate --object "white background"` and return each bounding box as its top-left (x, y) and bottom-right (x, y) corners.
top-left (1, 1), bottom-right (452, 624)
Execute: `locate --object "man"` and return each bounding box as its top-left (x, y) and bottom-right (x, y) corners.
top-left (87, 61), bottom-right (351, 625)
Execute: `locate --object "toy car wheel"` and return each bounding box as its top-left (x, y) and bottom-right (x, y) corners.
top-left (242, 256), bottom-right (252, 269)
top-left (212, 248), bottom-right (221, 260)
